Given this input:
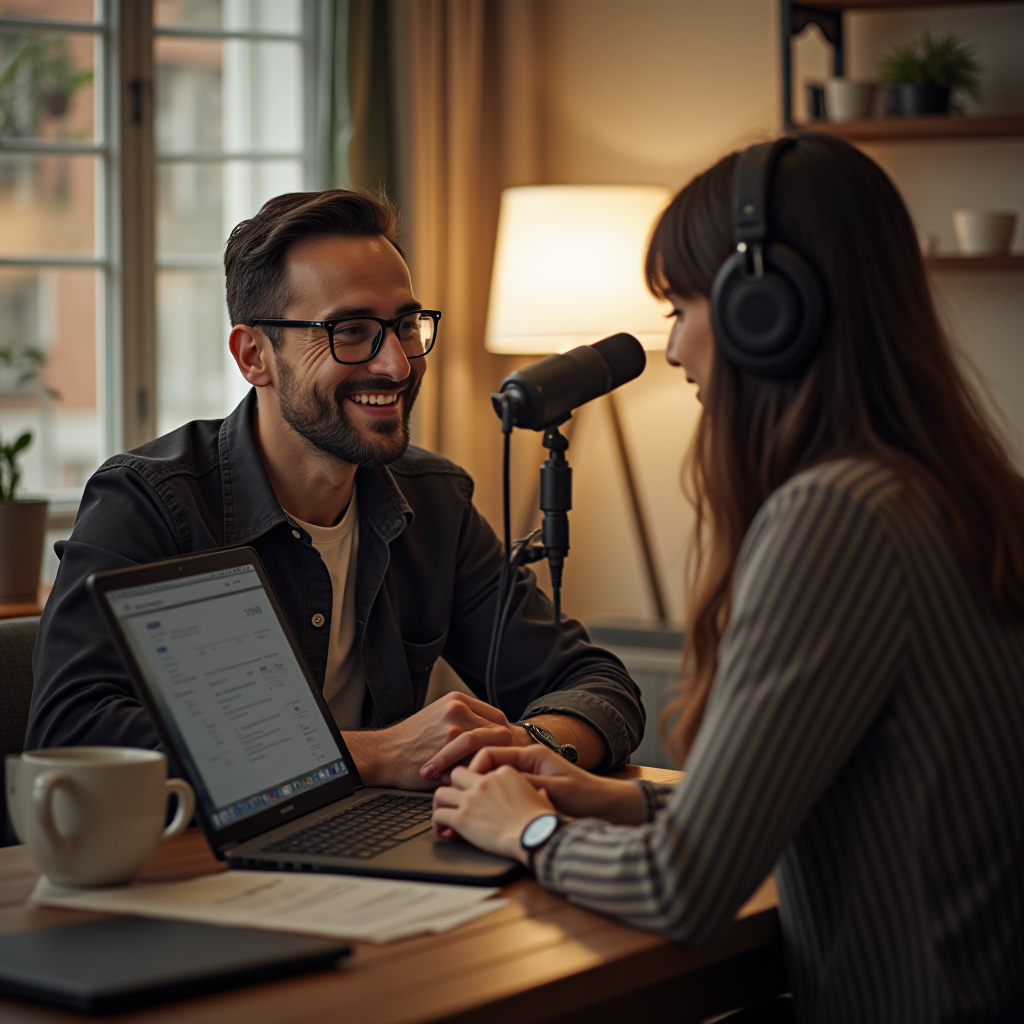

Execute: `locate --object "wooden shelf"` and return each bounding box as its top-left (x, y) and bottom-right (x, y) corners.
top-left (804, 0), bottom-right (1022, 9)
top-left (793, 113), bottom-right (1024, 141)
top-left (923, 254), bottom-right (1024, 270)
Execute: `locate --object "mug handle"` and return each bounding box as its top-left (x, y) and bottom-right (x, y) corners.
top-left (32, 771), bottom-right (74, 852)
top-left (162, 778), bottom-right (195, 843)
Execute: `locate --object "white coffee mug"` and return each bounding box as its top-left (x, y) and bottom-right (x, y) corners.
top-left (952, 210), bottom-right (1018, 256)
top-left (5, 747), bottom-right (194, 887)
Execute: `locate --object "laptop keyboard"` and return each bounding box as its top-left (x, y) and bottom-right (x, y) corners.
top-left (265, 794), bottom-right (434, 860)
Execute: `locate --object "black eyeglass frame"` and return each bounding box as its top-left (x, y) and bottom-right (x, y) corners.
top-left (251, 309), bottom-right (442, 365)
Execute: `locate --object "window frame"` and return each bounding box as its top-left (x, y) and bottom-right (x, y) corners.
top-left (0, 2), bottom-right (114, 518)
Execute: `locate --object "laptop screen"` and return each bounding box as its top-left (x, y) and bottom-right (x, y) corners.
top-left (105, 563), bottom-right (349, 830)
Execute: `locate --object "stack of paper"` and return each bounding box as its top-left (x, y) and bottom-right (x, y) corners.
top-left (32, 871), bottom-right (508, 944)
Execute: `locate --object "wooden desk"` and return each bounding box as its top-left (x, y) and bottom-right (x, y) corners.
top-left (0, 766), bottom-right (784, 1024)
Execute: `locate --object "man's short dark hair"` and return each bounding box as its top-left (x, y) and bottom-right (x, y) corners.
top-left (224, 189), bottom-right (403, 348)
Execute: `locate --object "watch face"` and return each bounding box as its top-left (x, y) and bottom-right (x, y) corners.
top-left (521, 813), bottom-right (559, 849)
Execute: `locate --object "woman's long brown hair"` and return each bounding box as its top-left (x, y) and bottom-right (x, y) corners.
top-left (646, 134), bottom-right (1024, 763)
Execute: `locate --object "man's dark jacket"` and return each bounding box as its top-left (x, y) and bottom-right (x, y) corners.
top-left (27, 391), bottom-right (644, 771)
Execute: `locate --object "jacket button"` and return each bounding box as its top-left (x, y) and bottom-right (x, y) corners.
top-left (292, 529), bottom-right (301, 539)
top-left (311, 613), bottom-right (325, 628)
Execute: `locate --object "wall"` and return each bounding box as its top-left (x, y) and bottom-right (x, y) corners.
top-left (532, 0), bottom-right (1024, 630)
top-left (536, 0), bottom-right (781, 627)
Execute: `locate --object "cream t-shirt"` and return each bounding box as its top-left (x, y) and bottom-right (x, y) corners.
top-left (289, 490), bottom-right (366, 731)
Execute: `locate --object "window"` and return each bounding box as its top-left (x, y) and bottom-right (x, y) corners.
top-left (0, 0), bottom-right (331, 493)
top-left (0, 0), bottom-right (109, 502)
top-left (153, 0), bottom-right (321, 435)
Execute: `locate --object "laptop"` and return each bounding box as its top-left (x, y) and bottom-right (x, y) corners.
top-left (88, 547), bottom-right (519, 885)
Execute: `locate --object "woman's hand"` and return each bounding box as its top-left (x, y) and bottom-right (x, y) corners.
top-left (466, 746), bottom-right (645, 825)
top-left (432, 764), bottom-right (555, 863)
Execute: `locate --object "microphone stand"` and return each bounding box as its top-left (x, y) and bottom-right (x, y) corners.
top-left (539, 423), bottom-right (571, 622)
top-left (485, 397), bottom-right (573, 710)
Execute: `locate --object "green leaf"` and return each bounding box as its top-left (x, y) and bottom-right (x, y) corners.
top-left (877, 31), bottom-right (982, 100)
top-left (12, 432), bottom-right (32, 454)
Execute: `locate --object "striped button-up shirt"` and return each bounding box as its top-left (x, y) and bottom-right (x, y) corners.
top-left (537, 460), bottom-right (1024, 1023)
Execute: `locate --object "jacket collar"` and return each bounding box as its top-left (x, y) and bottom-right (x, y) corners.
top-left (218, 388), bottom-right (412, 546)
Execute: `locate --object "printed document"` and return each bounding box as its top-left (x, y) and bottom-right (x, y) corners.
top-left (32, 871), bottom-right (507, 944)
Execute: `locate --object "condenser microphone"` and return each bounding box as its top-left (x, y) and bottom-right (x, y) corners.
top-left (491, 333), bottom-right (646, 431)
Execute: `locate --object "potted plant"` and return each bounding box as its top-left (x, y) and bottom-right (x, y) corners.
top-left (0, 431), bottom-right (48, 603)
top-left (0, 347), bottom-right (59, 604)
top-left (878, 32), bottom-right (982, 116)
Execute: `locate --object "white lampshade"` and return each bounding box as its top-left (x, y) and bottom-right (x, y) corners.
top-left (484, 184), bottom-right (673, 355)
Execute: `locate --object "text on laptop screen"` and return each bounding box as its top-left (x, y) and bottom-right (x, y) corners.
top-left (106, 565), bottom-right (348, 829)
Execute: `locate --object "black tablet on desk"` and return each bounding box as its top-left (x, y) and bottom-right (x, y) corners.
top-left (0, 915), bottom-right (349, 1013)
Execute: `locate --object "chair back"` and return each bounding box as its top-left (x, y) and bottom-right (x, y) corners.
top-left (0, 616), bottom-right (39, 846)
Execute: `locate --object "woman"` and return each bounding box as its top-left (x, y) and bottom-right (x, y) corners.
top-left (431, 134), bottom-right (1024, 1023)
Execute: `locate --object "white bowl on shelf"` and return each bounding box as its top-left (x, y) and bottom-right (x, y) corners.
top-left (952, 210), bottom-right (1018, 256)
top-left (824, 79), bottom-right (876, 123)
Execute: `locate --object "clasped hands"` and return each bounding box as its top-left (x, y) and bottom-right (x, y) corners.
top-left (341, 691), bottom-right (642, 865)
top-left (432, 744), bottom-right (645, 866)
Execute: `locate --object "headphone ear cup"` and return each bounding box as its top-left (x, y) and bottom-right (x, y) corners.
top-left (711, 243), bottom-right (825, 379)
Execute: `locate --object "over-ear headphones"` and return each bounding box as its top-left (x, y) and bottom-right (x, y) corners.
top-left (710, 138), bottom-right (826, 379)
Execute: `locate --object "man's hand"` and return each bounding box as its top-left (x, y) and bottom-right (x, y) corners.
top-left (432, 764), bottom-right (555, 862)
top-left (467, 746), bottom-right (644, 825)
top-left (341, 692), bottom-right (526, 790)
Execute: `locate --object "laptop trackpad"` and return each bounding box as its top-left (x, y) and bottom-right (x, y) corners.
top-left (375, 831), bottom-right (519, 877)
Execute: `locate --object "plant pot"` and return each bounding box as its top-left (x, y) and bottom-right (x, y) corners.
top-left (0, 500), bottom-right (49, 602)
top-left (897, 83), bottom-right (951, 116)
top-left (882, 85), bottom-right (903, 116)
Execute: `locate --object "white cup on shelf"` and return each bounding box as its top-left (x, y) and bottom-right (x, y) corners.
top-left (5, 747), bottom-right (194, 887)
top-left (952, 210), bottom-right (1018, 256)
top-left (824, 79), bottom-right (876, 123)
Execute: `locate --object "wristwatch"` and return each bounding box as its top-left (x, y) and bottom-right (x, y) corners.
top-left (516, 721), bottom-right (579, 764)
top-left (520, 812), bottom-right (566, 869)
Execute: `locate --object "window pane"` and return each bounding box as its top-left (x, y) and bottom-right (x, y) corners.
top-left (0, 27), bottom-right (98, 144)
top-left (155, 36), bottom-right (302, 154)
top-left (155, 160), bottom-right (302, 430)
top-left (154, 0), bottom-right (302, 35)
top-left (0, 1), bottom-right (100, 24)
top-left (156, 269), bottom-right (246, 434)
top-left (0, 265), bottom-right (100, 498)
top-left (157, 158), bottom-right (303, 258)
top-left (0, 153), bottom-right (98, 256)
top-left (157, 162), bottom-right (223, 257)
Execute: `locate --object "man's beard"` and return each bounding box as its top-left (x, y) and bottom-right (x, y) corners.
top-left (277, 359), bottom-right (420, 469)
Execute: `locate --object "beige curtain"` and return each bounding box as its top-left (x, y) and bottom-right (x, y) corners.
top-left (389, 0), bottom-right (543, 527)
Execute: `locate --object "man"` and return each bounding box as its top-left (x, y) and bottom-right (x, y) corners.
top-left (27, 189), bottom-right (644, 787)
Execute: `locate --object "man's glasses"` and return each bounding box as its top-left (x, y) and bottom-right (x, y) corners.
top-left (252, 310), bottom-right (442, 365)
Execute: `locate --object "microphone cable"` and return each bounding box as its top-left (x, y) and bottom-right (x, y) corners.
top-left (485, 394), bottom-right (544, 710)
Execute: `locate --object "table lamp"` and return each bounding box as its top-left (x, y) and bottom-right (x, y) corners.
top-left (484, 184), bottom-right (672, 622)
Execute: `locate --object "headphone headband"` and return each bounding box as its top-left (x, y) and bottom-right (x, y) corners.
top-left (731, 138), bottom-right (796, 245)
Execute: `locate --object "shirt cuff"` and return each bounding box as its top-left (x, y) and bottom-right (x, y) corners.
top-left (633, 779), bottom-right (673, 823)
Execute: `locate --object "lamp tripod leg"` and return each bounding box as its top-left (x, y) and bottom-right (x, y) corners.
top-left (606, 391), bottom-right (669, 624)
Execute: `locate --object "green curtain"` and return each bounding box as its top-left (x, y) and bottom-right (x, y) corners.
top-left (343, 0), bottom-right (396, 198)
